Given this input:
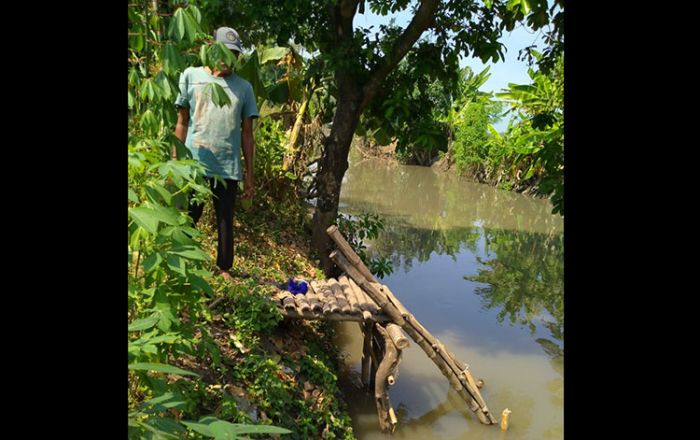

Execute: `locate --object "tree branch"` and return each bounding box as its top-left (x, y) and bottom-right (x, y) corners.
top-left (360, 0), bottom-right (439, 111)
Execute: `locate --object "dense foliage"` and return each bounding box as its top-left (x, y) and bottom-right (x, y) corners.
top-left (128, 2), bottom-right (355, 438)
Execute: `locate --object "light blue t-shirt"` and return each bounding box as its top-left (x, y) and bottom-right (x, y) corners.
top-left (175, 67), bottom-right (258, 180)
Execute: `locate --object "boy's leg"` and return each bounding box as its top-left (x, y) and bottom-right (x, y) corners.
top-left (187, 179), bottom-right (210, 225)
top-left (210, 178), bottom-right (238, 272)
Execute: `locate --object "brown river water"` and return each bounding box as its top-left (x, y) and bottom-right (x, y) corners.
top-left (334, 157), bottom-right (563, 439)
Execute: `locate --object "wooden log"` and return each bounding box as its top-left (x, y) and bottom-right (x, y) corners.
top-left (375, 324), bottom-right (400, 433)
top-left (326, 225), bottom-right (376, 282)
top-left (330, 250), bottom-right (496, 425)
top-left (327, 278), bottom-right (352, 314)
top-left (338, 275), bottom-right (361, 314)
top-left (386, 323), bottom-right (410, 349)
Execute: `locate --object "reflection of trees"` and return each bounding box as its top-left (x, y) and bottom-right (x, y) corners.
top-left (466, 228), bottom-right (564, 359)
top-left (341, 158), bottom-right (564, 360)
top-left (371, 222), bottom-right (481, 272)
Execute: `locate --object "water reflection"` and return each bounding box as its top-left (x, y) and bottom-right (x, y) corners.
top-left (467, 228), bottom-right (564, 361)
top-left (337, 157), bottom-right (564, 439)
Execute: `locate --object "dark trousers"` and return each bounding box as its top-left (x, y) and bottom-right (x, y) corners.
top-left (189, 178), bottom-right (238, 271)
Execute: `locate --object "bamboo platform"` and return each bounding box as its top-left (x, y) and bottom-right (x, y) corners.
top-left (268, 225), bottom-right (501, 433)
top-left (271, 277), bottom-right (390, 322)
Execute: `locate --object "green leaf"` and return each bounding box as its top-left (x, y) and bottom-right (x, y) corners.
top-left (208, 420), bottom-right (292, 437)
top-left (209, 83), bottom-right (232, 107)
top-left (139, 109), bottom-right (158, 133)
top-left (260, 47), bottom-right (288, 64)
top-left (199, 44), bottom-right (208, 66)
top-left (188, 274), bottom-right (215, 296)
top-left (142, 251), bottom-right (164, 272)
top-left (128, 312), bottom-right (161, 331)
top-left (507, 0), bottom-right (521, 12)
top-left (147, 416), bottom-right (186, 437)
top-left (129, 34), bottom-right (144, 52)
top-left (145, 183), bottom-right (173, 205)
top-left (237, 51), bottom-right (267, 101)
top-left (128, 90), bottom-right (134, 109)
top-left (129, 206), bottom-right (160, 235)
top-left (169, 245), bottom-right (210, 261)
top-left (187, 4), bottom-right (202, 23)
top-left (128, 68), bottom-right (139, 87)
top-left (265, 81), bottom-right (289, 104)
top-left (520, 0), bottom-right (532, 15)
top-left (181, 421), bottom-right (214, 437)
top-left (176, 9), bottom-right (186, 41)
top-left (371, 127), bottom-right (392, 146)
top-left (183, 10), bottom-right (197, 44)
top-left (128, 188), bottom-right (139, 203)
top-left (166, 254), bottom-right (187, 276)
top-left (128, 362), bottom-right (200, 377)
top-left (152, 203), bottom-right (183, 226)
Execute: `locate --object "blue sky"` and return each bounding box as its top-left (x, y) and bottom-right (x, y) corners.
top-left (355, 7), bottom-right (547, 132)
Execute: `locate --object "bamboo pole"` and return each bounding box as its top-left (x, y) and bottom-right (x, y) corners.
top-left (329, 249), bottom-right (496, 425)
top-left (386, 323), bottom-right (410, 349)
top-left (275, 290), bottom-right (294, 306)
top-left (327, 278), bottom-right (352, 314)
top-left (313, 281), bottom-right (340, 314)
top-left (349, 276), bottom-right (378, 314)
top-left (281, 292), bottom-right (297, 311)
top-left (338, 275), bottom-right (361, 314)
top-left (326, 225), bottom-right (376, 282)
top-left (304, 291), bottom-right (323, 312)
top-left (331, 251), bottom-right (405, 325)
top-left (294, 294), bottom-right (311, 312)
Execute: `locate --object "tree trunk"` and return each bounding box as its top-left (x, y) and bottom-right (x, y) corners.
top-left (311, 84), bottom-right (362, 275)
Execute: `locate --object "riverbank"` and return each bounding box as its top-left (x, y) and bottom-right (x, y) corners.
top-left (136, 197), bottom-right (356, 439)
top-left (353, 136), bottom-right (541, 197)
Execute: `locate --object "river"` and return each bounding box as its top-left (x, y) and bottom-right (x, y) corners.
top-left (335, 157), bottom-right (564, 439)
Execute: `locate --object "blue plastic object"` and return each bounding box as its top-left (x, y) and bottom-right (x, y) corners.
top-left (288, 278), bottom-right (309, 294)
